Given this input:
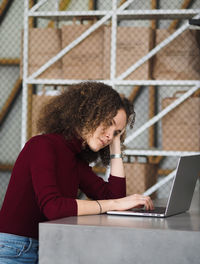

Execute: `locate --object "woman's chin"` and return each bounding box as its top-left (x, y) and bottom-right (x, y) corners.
top-left (91, 147), bottom-right (100, 152)
top-left (88, 144), bottom-right (101, 152)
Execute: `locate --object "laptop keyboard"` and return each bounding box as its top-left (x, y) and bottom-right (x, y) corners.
top-left (131, 207), bottom-right (166, 214)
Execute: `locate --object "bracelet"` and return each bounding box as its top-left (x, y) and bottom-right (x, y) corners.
top-left (96, 200), bottom-right (102, 214)
top-left (110, 153), bottom-right (122, 159)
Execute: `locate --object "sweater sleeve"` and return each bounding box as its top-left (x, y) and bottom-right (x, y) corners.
top-left (29, 137), bottom-right (77, 220)
top-left (78, 159), bottom-right (126, 200)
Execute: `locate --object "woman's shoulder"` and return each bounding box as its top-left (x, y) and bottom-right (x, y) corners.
top-left (24, 133), bottom-right (82, 154)
top-left (25, 133), bottom-right (63, 148)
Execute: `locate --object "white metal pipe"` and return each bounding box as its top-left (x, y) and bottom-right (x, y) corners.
top-left (21, 0), bottom-right (29, 148)
top-left (110, 0), bottom-right (117, 81)
top-left (55, 0), bottom-right (59, 11)
top-left (29, 0), bottom-right (49, 13)
top-left (28, 10), bottom-right (110, 17)
top-left (124, 149), bottom-right (200, 157)
top-left (113, 80), bottom-right (200, 86)
top-left (28, 9), bottom-right (200, 18)
top-left (117, 9), bottom-right (200, 16)
top-left (124, 83), bottom-right (200, 145)
top-left (143, 170), bottom-right (176, 196)
top-left (105, 166), bottom-right (111, 181)
top-left (26, 79), bottom-right (200, 86)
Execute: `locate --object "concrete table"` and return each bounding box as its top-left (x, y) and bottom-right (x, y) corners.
top-left (39, 192), bottom-right (200, 264)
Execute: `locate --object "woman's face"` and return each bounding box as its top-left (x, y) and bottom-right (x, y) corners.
top-left (85, 109), bottom-right (127, 152)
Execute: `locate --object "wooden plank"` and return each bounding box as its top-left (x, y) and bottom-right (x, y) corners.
top-left (27, 84), bottom-right (34, 140)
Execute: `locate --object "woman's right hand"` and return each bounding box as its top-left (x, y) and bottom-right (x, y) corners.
top-left (77, 194), bottom-right (154, 216)
top-left (113, 194), bottom-right (154, 211)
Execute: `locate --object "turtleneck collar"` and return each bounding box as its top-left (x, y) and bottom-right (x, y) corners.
top-left (60, 134), bottom-right (84, 154)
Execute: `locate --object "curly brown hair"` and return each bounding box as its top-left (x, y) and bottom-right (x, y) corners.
top-left (37, 82), bottom-right (135, 165)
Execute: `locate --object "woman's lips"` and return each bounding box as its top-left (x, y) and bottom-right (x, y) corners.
top-left (99, 139), bottom-right (106, 146)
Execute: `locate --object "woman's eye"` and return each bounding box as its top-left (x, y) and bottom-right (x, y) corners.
top-left (114, 131), bottom-right (120, 136)
top-left (108, 120), bottom-right (113, 126)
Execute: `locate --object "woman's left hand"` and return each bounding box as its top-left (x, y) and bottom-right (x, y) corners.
top-left (109, 128), bottom-right (125, 154)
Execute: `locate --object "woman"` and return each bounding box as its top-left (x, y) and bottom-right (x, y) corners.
top-left (0, 82), bottom-right (154, 263)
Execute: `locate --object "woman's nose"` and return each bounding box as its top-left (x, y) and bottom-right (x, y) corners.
top-left (105, 128), bottom-right (114, 141)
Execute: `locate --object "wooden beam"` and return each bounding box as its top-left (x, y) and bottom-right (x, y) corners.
top-left (151, 0), bottom-right (158, 30)
top-left (0, 78), bottom-right (22, 125)
top-left (193, 88), bottom-right (200, 97)
top-left (149, 156), bottom-right (163, 164)
top-left (29, 0), bottom-right (36, 28)
top-left (149, 86), bottom-right (157, 147)
top-left (26, 1), bottom-right (35, 139)
top-left (118, 0), bottom-right (127, 7)
top-left (0, 58), bottom-right (20, 65)
top-left (0, 163), bottom-right (13, 171)
top-left (148, 0), bottom-right (158, 148)
top-left (169, 0), bottom-right (193, 30)
top-left (128, 85), bottom-right (142, 103)
top-left (149, 0), bottom-right (162, 178)
top-left (92, 166), bottom-right (106, 174)
top-left (48, 0), bottom-right (71, 28)
top-left (59, 0), bottom-right (71, 11)
top-left (158, 169), bottom-right (173, 175)
top-left (89, 0), bottom-right (95, 10)
top-left (0, 0), bottom-right (14, 25)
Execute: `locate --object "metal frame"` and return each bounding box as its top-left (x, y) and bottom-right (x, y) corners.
top-left (23, 0), bottom-right (200, 194)
top-left (28, 9), bottom-right (200, 19)
top-left (124, 83), bottom-right (200, 146)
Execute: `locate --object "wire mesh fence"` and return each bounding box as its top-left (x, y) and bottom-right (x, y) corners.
top-left (0, 0), bottom-right (200, 208)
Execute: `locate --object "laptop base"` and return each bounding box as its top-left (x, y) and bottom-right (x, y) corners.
top-left (107, 206), bottom-right (166, 218)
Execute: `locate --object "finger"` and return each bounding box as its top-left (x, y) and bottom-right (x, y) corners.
top-left (147, 196), bottom-right (154, 210)
top-left (131, 194), bottom-right (154, 210)
top-left (141, 197), bottom-right (149, 210)
top-left (143, 196), bottom-right (154, 210)
top-left (120, 128), bottom-right (126, 136)
top-left (134, 196), bottom-right (149, 209)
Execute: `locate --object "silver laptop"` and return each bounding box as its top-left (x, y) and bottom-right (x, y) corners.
top-left (107, 155), bottom-right (200, 218)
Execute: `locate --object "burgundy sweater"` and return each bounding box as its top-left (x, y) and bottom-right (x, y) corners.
top-left (0, 134), bottom-right (126, 240)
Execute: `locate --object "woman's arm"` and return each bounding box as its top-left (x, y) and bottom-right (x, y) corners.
top-left (77, 129), bottom-right (154, 216)
top-left (109, 130), bottom-right (125, 178)
top-left (76, 194), bottom-right (154, 215)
